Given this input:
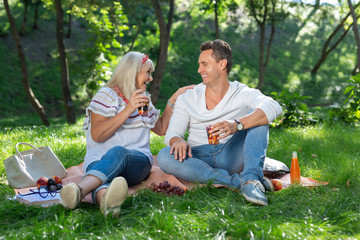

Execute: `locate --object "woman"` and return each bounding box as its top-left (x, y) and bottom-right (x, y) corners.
top-left (60, 52), bottom-right (194, 217)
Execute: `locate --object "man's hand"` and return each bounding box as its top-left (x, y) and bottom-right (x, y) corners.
top-left (210, 120), bottom-right (237, 140)
top-left (170, 138), bottom-right (192, 162)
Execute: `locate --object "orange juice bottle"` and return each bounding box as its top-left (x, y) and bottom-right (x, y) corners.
top-left (290, 151), bottom-right (301, 184)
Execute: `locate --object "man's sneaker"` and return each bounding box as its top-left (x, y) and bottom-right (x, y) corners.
top-left (100, 176), bottom-right (128, 217)
top-left (240, 180), bottom-right (268, 206)
top-left (261, 177), bottom-right (274, 192)
top-left (60, 183), bottom-right (84, 210)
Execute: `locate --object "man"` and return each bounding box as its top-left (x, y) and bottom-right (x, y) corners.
top-left (157, 39), bottom-right (282, 206)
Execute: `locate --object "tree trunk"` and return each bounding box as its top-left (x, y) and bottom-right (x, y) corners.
top-left (311, 5), bottom-right (359, 75)
top-left (348, 0), bottom-right (360, 74)
top-left (20, 0), bottom-right (28, 35)
top-left (311, 52), bottom-right (330, 75)
top-left (4, 0), bottom-right (49, 126)
top-left (32, 0), bottom-right (40, 29)
top-left (256, 23), bottom-right (266, 91)
top-left (264, 22), bottom-right (275, 70)
top-left (149, 0), bottom-right (175, 104)
top-left (66, 13), bottom-right (72, 38)
top-left (55, 0), bottom-right (76, 124)
top-left (215, 1), bottom-right (219, 39)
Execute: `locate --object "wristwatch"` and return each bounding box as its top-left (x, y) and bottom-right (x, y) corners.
top-left (234, 119), bottom-right (244, 131)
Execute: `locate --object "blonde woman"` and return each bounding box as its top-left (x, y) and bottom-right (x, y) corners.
top-left (60, 52), bottom-right (194, 217)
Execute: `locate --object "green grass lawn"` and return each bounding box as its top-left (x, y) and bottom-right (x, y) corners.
top-left (1, 121), bottom-right (360, 239)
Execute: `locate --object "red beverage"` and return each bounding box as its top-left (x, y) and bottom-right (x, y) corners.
top-left (138, 103), bottom-right (149, 115)
top-left (138, 91), bottom-right (151, 115)
top-left (206, 126), bottom-right (219, 145)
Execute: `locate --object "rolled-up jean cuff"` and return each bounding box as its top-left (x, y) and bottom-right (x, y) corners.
top-left (83, 170), bottom-right (108, 184)
top-left (91, 184), bottom-right (109, 206)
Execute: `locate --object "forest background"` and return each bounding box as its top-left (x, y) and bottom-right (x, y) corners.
top-left (0, 0), bottom-right (359, 127)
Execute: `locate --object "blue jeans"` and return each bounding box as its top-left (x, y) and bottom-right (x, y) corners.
top-left (157, 125), bottom-right (269, 189)
top-left (85, 146), bottom-right (152, 205)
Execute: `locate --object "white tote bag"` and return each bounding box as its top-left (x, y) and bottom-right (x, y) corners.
top-left (3, 142), bottom-right (68, 188)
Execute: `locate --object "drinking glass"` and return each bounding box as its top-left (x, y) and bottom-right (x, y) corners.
top-left (206, 125), bottom-right (219, 145)
top-left (138, 91), bottom-right (151, 115)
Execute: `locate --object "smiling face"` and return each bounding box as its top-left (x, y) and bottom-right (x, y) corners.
top-left (135, 64), bottom-right (153, 91)
top-left (198, 49), bottom-right (226, 87)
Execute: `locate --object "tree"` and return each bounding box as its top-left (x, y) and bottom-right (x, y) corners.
top-left (3, 0), bottom-right (50, 126)
top-left (66, 11), bottom-right (72, 38)
top-left (198, 0), bottom-right (238, 39)
top-left (311, 3), bottom-right (360, 75)
top-left (245, 0), bottom-right (287, 91)
top-left (117, 0), bottom-right (144, 54)
top-left (291, 0), bottom-right (320, 41)
top-left (149, 0), bottom-right (175, 104)
top-left (32, 0), bottom-right (41, 29)
top-left (69, 1), bottom-right (130, 98)
top-left (20, 0), bottom-right (31, 35)
top-left (348, 0), bottom-right (360, 74)
top-left (55, 0), bottom-right (76, 124)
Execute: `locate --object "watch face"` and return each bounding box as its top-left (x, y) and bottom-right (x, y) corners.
top-left (237, 120), bottom-right (243, 131)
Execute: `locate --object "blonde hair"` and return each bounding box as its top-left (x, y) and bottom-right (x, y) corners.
top-left (105, 52), bottom-right (154, 99)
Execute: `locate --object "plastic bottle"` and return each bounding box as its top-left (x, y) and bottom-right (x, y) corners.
top-left (290, 151), bottom-right (301, 184)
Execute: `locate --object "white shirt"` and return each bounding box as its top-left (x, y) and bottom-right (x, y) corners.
top-left (165, 81), bottom-right (282, 147)
top-left (82, 87), bottom-right (160, 172)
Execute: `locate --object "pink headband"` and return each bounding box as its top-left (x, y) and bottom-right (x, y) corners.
top-left (142, 54), bottom-right (149, 64)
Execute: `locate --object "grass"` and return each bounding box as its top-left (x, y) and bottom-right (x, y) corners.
top-left (1, 121), bottom-right (360, 239)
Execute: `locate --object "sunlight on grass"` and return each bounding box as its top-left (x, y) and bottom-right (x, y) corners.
top-left (1, 121), bottom-right (360, 238)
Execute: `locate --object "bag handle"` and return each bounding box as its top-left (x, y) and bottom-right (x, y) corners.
top-left (15, 142), bottom-right (41, 161)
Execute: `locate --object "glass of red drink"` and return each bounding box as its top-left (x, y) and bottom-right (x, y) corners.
top-left (138, 91), bottom-right (151, 115)
top-left (206, 126), bottom-right (219, 145)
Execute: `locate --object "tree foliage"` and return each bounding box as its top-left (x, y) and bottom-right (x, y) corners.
top-left (270, 90), bottom-right (316, 128)
top-left (2, 0), bottom-right (360, 125)
top-left (69, 1), bottom-right (130, 98)
top-left (329, 73), bottom-right (360, 124)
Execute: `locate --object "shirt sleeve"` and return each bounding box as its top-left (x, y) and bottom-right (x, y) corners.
top-left (164, 95), bottom-right (191, 146)
top-left (242, 87), bottom-right (282, 123)
top-left (81, 88), bottom-right (118, 131)
top-left (87, 88), bottom-right (118, 117)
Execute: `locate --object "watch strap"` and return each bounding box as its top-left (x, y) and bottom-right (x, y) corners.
top-left (234, 119), bottom-right (244, 131)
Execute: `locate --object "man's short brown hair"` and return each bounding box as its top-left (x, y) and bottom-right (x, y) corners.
top-left (200, 39), bottom-right (233, 74)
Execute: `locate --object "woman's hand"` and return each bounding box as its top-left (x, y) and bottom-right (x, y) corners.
top-left (125, 89), bottom-right (150, 113)
top-left (168, 85), bottom-right (195, 106)
top-left (151, 85), bottom-right (195, 136)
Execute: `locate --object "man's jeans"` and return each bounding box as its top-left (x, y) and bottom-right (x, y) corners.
top-left (157, 125), bottom-right (269, 189)
top-left (84, 146), bottom-right (151, 205)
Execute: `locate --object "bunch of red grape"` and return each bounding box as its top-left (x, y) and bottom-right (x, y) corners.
top-left (150, 180), bottom-right (185, 196)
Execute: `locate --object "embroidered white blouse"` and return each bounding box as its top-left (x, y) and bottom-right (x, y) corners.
top-left (82, 87), bottom-right (160, 172)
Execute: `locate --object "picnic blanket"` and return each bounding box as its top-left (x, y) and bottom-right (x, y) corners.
top-left (15, 156), bottom-right (327, 205)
